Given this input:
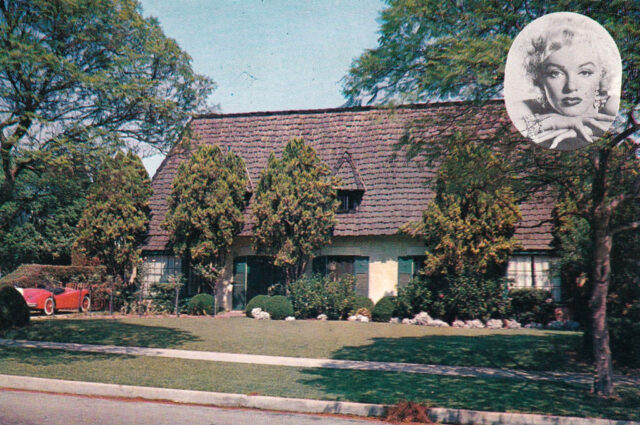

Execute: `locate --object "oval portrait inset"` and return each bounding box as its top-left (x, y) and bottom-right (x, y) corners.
top-left (504, 12), bottom-right (621, 151)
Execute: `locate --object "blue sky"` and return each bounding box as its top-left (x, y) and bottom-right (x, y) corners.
top-left (139, 0), bottom-right (385, 176)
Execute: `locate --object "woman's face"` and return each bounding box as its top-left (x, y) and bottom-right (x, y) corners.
top-left (542, 43), bottom-right (601, 116)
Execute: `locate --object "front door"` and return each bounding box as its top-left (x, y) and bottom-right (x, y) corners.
top-left (232, 256), bottom-right (286, 310)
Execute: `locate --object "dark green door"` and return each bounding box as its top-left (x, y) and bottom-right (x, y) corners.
top-left (232, 256), bottom-right (286, 310)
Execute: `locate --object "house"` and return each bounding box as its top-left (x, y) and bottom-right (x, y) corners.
top-left (141, 101), bottom-right (560, 311)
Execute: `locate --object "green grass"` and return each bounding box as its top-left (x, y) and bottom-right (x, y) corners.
top-left (0, 347), bottom-right (638, 420)
top-left (3, 316), bottom-right (590, 373)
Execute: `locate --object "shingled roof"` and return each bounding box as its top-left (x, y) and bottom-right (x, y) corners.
top-left (143, 102), bottom-right (554, 252)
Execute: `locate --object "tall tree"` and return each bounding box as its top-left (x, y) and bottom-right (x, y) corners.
top-left (163, 144), bottom-right (248, 294)
top-left (344, 1), bottom-right (640, 395)
top-left (253, 138), bottom-right (339, 286)
top-left (74, 151), bottom-right (152, 282)
top-left (0, 0), bottom-right (213, 206)
top-left (402, 133), bottom-right (521, 278)
top-left (0, 155), bottom-right (96, 275)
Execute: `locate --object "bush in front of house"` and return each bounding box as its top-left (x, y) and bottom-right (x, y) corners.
top-left (287, 275), bottom-right (326, 319)
top-left (372, 296), bottom-right (397, 322)
top-left (323, 274), bottom-right (357, 320)
top-left (245, 294), bottom-right (270, 317)
top-left (287, 274), bottom-right (357, 319)
top-left (187, 293), bottom-right (215, 315)
top-left (0, 285), bottom-right (30, 330)
top-left (350, 295), bottom-right (374, 316)
top-left (395, 277), bottom-right (433, 318)
top-left (263, 295), bottom-right (294, 320)
top-left (608, 301), bottom-right (640, 368)
top-left (508, 288), bottom-right (555, 324)
top-left (442, 274), bottom-right (510, 322)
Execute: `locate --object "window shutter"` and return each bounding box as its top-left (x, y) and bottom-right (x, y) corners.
top-left (312, 256), bottom-right (327, 275)
top-left (354, 257), bottom-right (369, 297)
top-left (232, 257), bottom-right (248, 310)
top-left (398, 256), bottom-right (413, 274)
top-left (354, 256), bottom-right (369, 274)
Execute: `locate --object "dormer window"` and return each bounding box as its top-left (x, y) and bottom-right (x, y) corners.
top-left (337, 189), bottom-right (363, 213)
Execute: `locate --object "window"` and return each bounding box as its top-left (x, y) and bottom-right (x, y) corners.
top-left (507, 255), bottom-right (561, 301)
top-left (312, 255), bottom-right (369, 297)
top-left (336, 190), bottom-right (363, 213)
top-left (397, 256), bottom-right (426, 289)
top-left (142, 254), bottom-right (183, 294)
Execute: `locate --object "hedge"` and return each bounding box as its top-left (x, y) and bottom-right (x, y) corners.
top-left (0, 264), bottom-right (106, 288)
top-left (0, 285), bottom-right (30, 330)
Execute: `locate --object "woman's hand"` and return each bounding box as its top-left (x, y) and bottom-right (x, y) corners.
top-left (532, 112), bottom-right (615, 145)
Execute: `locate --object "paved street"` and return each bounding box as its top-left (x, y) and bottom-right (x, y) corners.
top-left (0, 390), bottom-right (389, 425)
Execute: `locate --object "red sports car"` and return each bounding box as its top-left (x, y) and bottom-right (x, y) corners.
top-left (16, 287), bottom-right (91, 316)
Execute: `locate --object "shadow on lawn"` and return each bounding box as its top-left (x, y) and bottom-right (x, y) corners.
top-left (330, 333), bottom-right (589, 373)
top-left (297, 367), bottom-right (640, 420)
top-left (2, 319), bottom-right (201, 348)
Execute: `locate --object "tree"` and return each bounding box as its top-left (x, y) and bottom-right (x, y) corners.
top-left (0, 0), bottom-right (213, 206)
top-left (252, 138), bottom-right (339, 286)
top-left (344, 1), bottom-right (640, 395)
top-left (163, 145), bottom-right (248, 294)
top-left (402, 133), bottom-right (521, 278)
top-left (0, 156), bottom-right (95, 275)
top-left (74, 151), bottom-right (152, 283)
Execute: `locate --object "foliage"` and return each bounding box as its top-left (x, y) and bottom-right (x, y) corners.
top-left (263, 295), bottom-right (294, 320)
top-left (385, 401), bottom-right (433, 424)
top-left (324, 274), bottom-right (357, 320)
top-left (187, 294), bottom-right (215, 316)
top-left (345, 0), bottom-right (640, 395)
top-left (0, 160), bottom-right (95, 275)
top-left (395, 277), bottom-right (433, 319)
top-left (372, 296), bottom-right (396, 322)
top-left (441, 274), bottom-right (510, 322)
top-left (164, 144), bottom-right (248, 292)
top-left (245, 295), bottom-right (270, 317)
top-left (0, 0), bottom-right (212, 207)
top-left (0, 264), bottom-right (105, 288)
top-left (402, 134), bottom-right (521, 277)
top-left (287, 275), bottom-right (326, 319)
top-left (350, 295), bottom-right (374, 316)
top-left (287, 274), bottom-right (357, 319)
top-left (509, 288), bottom-right (556, 325)
top-left (147, 276), bottom-right (184, 315)
top-left (0, 285), bottom-right (30, 329)
top-left (74, 152), bottom-right (151, 282)
top-left (252, 138), bottom-right (339, 284)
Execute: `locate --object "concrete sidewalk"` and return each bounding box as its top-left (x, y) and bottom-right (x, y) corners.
top-left (1, 375), bottom-right (638, 425)
top-left (1, 338), bottom-right (639, 386)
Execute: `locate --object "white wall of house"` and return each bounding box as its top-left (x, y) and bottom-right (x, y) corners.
top-left (143, 242), bottom-right (560, 312)
top-left (316, 235), bottom-right (426, 303)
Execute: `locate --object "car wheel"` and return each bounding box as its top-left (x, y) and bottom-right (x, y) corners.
top-left (80, 295), bottom-right (91, 313)
top-left (43, 297), bottom-right (55, 316)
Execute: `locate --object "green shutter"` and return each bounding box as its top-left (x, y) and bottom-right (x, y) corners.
top-left (354, 256), bottom-right (369, 274)
top-left (312, 256), bottom-right (327, 275)
top-left (398, 256), bottom-right (413, 274)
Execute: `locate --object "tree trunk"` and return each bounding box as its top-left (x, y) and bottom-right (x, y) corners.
top-left (589, 214), bottom-right (614, 396)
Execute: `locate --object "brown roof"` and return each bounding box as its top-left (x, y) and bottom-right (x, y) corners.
top-left (143, 102), bottom-right (554, 252)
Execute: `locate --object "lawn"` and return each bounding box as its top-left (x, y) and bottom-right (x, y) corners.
top-left (2, 316), bottom-right (590, 373)
top-left (2, 316), bottom-right (638, 420)
top-left (0, 346), bottom-right (638, 420)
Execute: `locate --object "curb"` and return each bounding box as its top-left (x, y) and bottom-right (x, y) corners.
top-left (1, 375), bottom-right (638, 425)
top-left (0, 374), bottom-right (385, 418)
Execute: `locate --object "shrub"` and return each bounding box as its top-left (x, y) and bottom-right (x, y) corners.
top-left (0, 264), bottom-right (105, 288)
top-left (509, 287), bottom-right (555, 324)
top-left (288, 275), bottom-right (326, 318)
top-left (245, 294), bottom-right (270, 317)
top-left (187, 293), bottom-right (215, 315)
top-left (608, 300), bottom-right (640, 368)
top-left (372, 296), bottom-right (396, 322)
top-left (264, 295), bottom-right (294, 320)
top-left (324, 274), bottom-right (357, 320)
top-left (395, 277), bottom-right (432, 318)
top-left (0, 285), bottom-right (30, 330)
top-left (287, 274), bottom-right (356, 319)
top-left (443, 274), bottom-right (510, 322)
top-left (350, 295), bottom-right (374, 316)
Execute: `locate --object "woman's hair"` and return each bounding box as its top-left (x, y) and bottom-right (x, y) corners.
top-left (524, 26), bottom-right (612, 96)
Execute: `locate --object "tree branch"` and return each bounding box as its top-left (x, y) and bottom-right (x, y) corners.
top-left (612, 221), bottom-right (640, 235)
